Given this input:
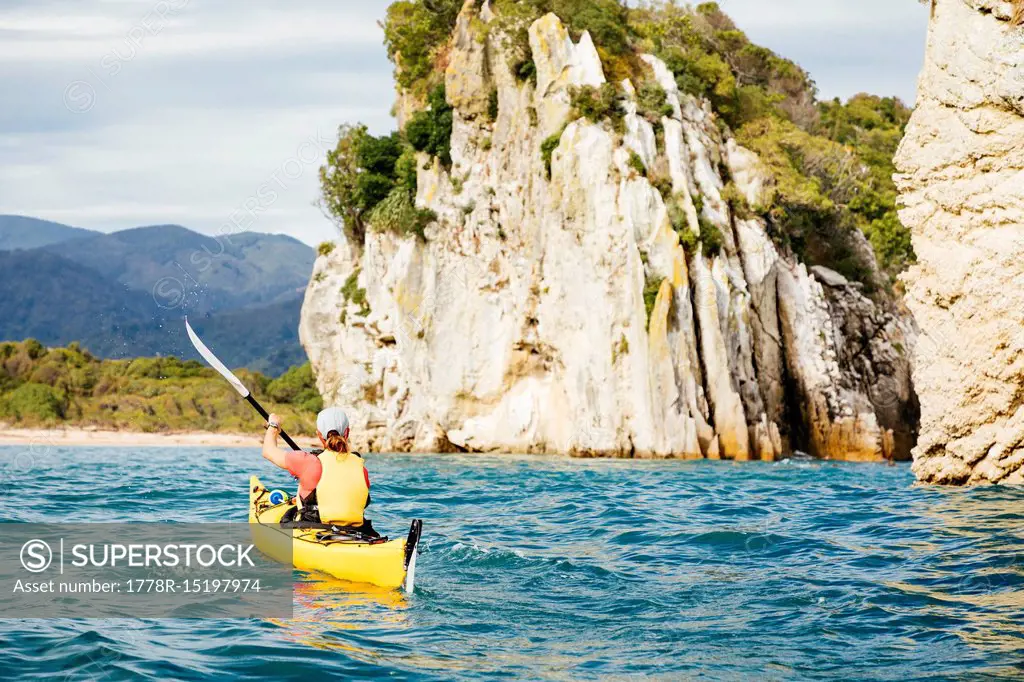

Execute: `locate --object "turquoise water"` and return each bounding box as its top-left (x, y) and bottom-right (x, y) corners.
top-left (0, 446), bottom-right (1021, 680)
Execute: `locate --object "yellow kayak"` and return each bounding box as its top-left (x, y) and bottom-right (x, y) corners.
top-left (248, 476), bottom-right (421, 590)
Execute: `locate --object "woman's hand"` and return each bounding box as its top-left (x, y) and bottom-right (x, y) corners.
top-left (262, 413), bottom-right (287, 468)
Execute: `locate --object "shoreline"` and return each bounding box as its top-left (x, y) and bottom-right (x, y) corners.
top-left (0, 427), bottom-right (321, 449)
top-left (0, 427), bottom-right (907, 464)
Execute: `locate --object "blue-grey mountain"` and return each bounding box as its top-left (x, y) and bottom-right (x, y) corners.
top-left (0, 215), bottom-right (99, 250)
top-left (0, 217), bottom-right (314, 374)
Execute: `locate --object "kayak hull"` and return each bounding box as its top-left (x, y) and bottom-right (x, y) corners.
top-left (248, 476), bottom-right (419, 590)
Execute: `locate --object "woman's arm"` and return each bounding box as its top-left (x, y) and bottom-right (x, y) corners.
top-left (262, 412), bottom-right (290, 469)
top-left (263, 413), bottom-right (322, 496)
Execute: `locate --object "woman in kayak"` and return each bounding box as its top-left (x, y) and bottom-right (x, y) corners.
top-left (262, 406), bottom-right (375, 534)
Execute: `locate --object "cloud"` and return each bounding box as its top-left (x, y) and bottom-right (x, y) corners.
top-left (0, 0), bottom-right (930, 246)
top-left (0, 0), bottom-right (396, 246)
top-left (717, 0), bottom-right (928, 101)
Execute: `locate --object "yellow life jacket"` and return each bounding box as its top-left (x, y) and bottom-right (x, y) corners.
top-left (312, 450), bottom-right (369, 525)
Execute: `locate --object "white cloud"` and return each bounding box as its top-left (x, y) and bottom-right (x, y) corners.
top-left (717, 0), bottom-right (928, 101)
top-left (0, 0), bottom-right (929, 246)
top-left (719, 0), bottom-right (924, 31)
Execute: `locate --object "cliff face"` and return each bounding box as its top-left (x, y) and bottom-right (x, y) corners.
top-left (302, 5), bottom-right (916, 459)
top-left (895, 0), bottom-right (1024, 484)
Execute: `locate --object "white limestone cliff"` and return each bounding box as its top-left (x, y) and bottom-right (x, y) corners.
top-left (895, 0), bottom-right (1024, 484)
top-left (301, 6), bottom-right (915, 460)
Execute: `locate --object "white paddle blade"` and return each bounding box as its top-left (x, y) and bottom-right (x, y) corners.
top-left (404, 547), bottom-right (418, 593)
top-left (184, 317), bottom-right (250, 398)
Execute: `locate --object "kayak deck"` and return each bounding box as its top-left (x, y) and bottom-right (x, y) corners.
top-left (248, 476), bottom-right (421, 590)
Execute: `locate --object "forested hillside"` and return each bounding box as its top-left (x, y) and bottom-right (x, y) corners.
top-left (0, 340), bottom-right (322, 433)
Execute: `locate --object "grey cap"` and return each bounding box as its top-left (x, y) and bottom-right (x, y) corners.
top-left (316, 406), bottom-right (350, 436)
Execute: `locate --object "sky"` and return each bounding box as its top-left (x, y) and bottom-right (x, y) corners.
top-left (0, 0), bottom-right (929, 247)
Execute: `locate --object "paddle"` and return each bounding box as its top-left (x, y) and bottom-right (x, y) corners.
top-left (184, 317), bottom-right (301, 451)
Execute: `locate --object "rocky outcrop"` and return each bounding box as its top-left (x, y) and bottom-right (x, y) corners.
top-left (301, 6), bottom-right (916, 460)
top-left (895, 0), bottom-right (1024, 484)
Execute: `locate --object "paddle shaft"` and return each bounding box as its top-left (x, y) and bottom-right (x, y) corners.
top-left (246, 394), bottom-right (301, 451)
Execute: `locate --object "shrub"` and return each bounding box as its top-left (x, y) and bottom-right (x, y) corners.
top-left (126, 357), bottom-right (206, 380)
top-left (341, 269), bottom-right (361, 301)
top-left (369, 188), bottom-right (436, 241)
top-left (541, 129), bottom-right (565, 178)
top-left (693, 193), bottom-right (705, 216)
top-left (514, 58), bottom-right (537, 84)
top-left (665, 198), bottom-right (712, 258)
top-left (721, 182), bottom-right (752, 220)
top-left (3, 382), bottom-right (66, 421)
top-left (627, 151), bottom-right (647, 177)
top-left (487, 88), bottom-right (500, 122)
top-left (557, 0), bottom-right (631, 55)
top-left (341, 269), bottom-right (371, 317)
top-left (23, 339), bottom-right (45, 360)
top-left (359, 132), bottom-right (405, 175)
top-left (394, 146), bottom-right (419, 194)
top-left (383, 0), bottom-right (463, 95)
top-left (570, 83), bottom-right (624, 127)
top-left (678, 227), bottom-right (700, 257)
top-left (355, 172), bottom-right (398, 212)
top-left (317, 241), bottom-right (335, 257)
top-left (698, 216), bottom-right (724, 258)
top-left (266, 363), bottom-right (324, 413)
top-left (636, 82), bottom-right (673, 123)
top-left (651, 176), bottom-right (673, 201)
top-left (643, 276), bottom-right (665, 330)
top-left (406, 84), bottom-right (454, 166)
top-left (320, 125), bottom-right (369, 246)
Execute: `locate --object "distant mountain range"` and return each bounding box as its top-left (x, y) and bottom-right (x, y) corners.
top-left (0, 215), bottom-right (99, 250)
top-left (0, 215), bottom-right (316, 374)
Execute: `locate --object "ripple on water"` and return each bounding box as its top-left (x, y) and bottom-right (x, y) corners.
top-left (0, 447), bottom-right (1021, 680)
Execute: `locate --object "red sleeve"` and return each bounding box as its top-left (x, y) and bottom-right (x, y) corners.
top-left (364, 466), bottom-right (370, 489)
top-left (285, 451), bottom-right (322, 493)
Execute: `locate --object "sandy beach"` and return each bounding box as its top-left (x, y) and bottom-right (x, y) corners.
top-left (0, 427), bottom-right (321, 449)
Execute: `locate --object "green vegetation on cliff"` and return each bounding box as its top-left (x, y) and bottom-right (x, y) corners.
top-left (331, 0), bottom-right (914, 290)
top-left (383, 0), bottom-right (463, 95)
top-left (0, 340), bottom-right (322, 433)
top-left (818, 94), bottom-right (914, 275)
top-left (631, 1), bottom-right (914, 286)
top-left (405, 84), bottom-right (455, 166)
top-left (319, 84), bottom-right (451, 244)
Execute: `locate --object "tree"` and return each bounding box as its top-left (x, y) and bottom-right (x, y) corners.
top-left (320, 124), bottom-right (373, 248)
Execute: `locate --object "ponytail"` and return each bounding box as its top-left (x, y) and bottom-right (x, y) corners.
top-left (324, 429), bottom-right (349, 453)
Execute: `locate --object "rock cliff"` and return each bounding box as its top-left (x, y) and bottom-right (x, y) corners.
top-left (302, 2), bottom-right (916, 459)
top-left (895, 0), bottom-right (1024, 484)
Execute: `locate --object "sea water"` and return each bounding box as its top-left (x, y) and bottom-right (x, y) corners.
top-left (0, 446), bottom-right (1021, 680)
